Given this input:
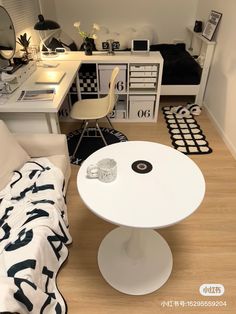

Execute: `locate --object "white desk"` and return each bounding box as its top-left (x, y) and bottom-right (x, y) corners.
top-left (0, 60), bottom-right (81, 133)
top-left (41, 50), bottom-right (162, 63)
top-left (0, 51), bottom-right (163, 132)
top-left (77, 141), bottom-right (205, 295)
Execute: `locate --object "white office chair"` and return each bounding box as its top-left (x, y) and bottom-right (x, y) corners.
top-left (70, 66), bottom-right (120, 159)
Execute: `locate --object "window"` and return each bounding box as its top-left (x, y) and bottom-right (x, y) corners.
top-left (2, 0), bottom-right (40, 33)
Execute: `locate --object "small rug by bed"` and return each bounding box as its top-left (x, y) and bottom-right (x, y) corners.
top-left (162, 106), bottom-right (212, 154)
top-left (67, 127), bottom-right (128, 165)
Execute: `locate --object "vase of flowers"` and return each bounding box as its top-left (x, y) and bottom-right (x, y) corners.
top-left (74, 21), bottom-right (99, 55)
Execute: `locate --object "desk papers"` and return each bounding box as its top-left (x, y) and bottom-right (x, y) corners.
top-left (17, 89), bottom-right (55, 101)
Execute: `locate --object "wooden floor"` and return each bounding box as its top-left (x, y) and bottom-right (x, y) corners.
top-left (58, 98), bottom-right (236, 313)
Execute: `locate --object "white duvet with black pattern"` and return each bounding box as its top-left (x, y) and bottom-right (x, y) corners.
top-left (0, 158), bottom-right (72, 314)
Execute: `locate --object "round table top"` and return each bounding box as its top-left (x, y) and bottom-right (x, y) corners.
top-left (77, 141), bottom-right (205, 229)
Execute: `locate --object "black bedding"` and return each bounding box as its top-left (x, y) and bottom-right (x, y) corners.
top-left (150, 43), bottom-right (202, 85)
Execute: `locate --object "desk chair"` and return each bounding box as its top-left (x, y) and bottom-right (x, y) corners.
top-left (70, 66), bottom-right (120, 159)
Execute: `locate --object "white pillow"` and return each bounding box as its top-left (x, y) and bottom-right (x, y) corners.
top-left (0, 120), bottom-right (30, 190)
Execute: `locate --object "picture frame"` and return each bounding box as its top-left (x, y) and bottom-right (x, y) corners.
top-left (202, 10), bottom-right (222, 41)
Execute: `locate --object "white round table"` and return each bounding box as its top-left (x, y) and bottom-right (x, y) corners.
top-left (77, 141), bottom-right (205, 295)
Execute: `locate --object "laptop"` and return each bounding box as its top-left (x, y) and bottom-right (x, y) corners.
top-left (36, 71), bottom-right (65, 84)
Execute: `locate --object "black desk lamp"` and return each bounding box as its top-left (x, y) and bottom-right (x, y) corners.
top-left (34, 14), bottom-right (60, 56)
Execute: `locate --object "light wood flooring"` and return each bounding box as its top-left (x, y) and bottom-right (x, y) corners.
top-left (58, 98), bottom-right (236, 313)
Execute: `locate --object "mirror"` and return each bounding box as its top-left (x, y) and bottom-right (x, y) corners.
top-left (0, 5), bottom-right (16, 60)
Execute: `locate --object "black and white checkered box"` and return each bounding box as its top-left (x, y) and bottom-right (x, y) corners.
top-left (79, 72), bottom-right (97, 92)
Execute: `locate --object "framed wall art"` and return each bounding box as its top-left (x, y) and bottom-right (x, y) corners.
top-left (202, 10), bottom-right (222, 41)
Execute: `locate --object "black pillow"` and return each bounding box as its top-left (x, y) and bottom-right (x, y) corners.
top-left (48, 37), bottom-right (64, 50)
top-left (150, 43), bottom-right (186, 52)
top-left (67, 42), bottom-right (78, 51)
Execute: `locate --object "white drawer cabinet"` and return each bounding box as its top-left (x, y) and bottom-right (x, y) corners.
top-left (130, 77), bottom-right (157, 83)
top-left (130, 71), bottom-right (157, 77)
top-left (129, 63), bottom-right (159, 93)
top-left (130, 65), bottom-right (158, 71)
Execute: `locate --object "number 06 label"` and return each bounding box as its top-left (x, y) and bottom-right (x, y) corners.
top-left (129, 102), bottom-right (154, 120)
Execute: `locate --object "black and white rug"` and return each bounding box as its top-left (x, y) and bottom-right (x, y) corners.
top-left (67, 127), bottom-right (128, 165)
top-left (162, 106), bottom-right (212, 154)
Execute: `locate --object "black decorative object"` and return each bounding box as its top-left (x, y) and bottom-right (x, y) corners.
top-left (83, 37), bottom-right (93, 55)
top-left (162, 106), bottom-right (212, 155)
top-left (67, 127), bottom-right (128, 165)
top-left (194, 20), bottom-right (203, 33)
top-left (131, 160), bottom-right (153, 174)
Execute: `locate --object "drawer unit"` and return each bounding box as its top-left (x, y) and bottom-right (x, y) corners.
top-left (129, 77), bottom-right (157, 83)
top-left (129, 63), bottom-right (159, 91)
top-left (130, 65), bottom-right (158, 71)
top-left (129, 95), bottom-right (156, 121)
top-left (98, 64), bottom-right (127, 93)
top-left (0, 61), bottom-right (37, 94)
top-left (130, 83), bottom-right (156, 89)
top-left (130, 71), bottom-right (157, 77)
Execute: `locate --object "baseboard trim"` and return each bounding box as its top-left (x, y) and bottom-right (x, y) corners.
top-left (204, 105), bottom-right (236, 160)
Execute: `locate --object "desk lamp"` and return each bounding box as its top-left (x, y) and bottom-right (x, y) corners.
top-left (34, 14), bottom-right (60, 56)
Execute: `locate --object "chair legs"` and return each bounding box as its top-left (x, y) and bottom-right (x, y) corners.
top-left (71, 119), bottom-right (108, 160)
top-left (96, 120), bottom-right (108, 146)
top-left (72, 120), bottom-right (89, 159)
top-left (106, 116), bottom-right (114, 129)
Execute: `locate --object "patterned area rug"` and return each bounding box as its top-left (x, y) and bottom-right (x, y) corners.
top-left (67, 127), bottom-right (128, 165)
top-left (162, 106), bottom-right (212, 154)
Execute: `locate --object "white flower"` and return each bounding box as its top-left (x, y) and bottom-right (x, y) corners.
top-left (93, 23), bottom-right (100, 31)
top-left (73, 21), bottom-right (99, 40)
top-left (74, 21), bottom-right (80, 28)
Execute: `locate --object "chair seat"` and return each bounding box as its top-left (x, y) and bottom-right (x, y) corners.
top-left (70, 97), bottom-right (109, 120)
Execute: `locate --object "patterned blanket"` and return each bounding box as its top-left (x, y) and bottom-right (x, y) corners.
top-left (0, 158), bottom-right (72, 313)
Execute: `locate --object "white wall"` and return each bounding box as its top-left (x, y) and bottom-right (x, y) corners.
top-left (39, 0), bottom-right (57, 21)
top-left (196, 0), bottom-right (236, 158)
top-left (50, 0), bottom-right (198, 47)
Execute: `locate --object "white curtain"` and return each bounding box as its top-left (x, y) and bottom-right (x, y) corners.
top-left (2, 0), bottom-right (40, 33)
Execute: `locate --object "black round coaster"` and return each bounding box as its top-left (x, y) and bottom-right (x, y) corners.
top-left (131, 160), bottom-right (153, 174)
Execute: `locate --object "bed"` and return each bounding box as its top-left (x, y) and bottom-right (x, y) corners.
top-left (150, 43), bottom-right (202, 85)
top-left (151, 29), bottom-right (216, 106)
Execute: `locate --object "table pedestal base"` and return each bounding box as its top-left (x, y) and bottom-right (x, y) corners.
top-left (98, 227), bottom-right (173, 295)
